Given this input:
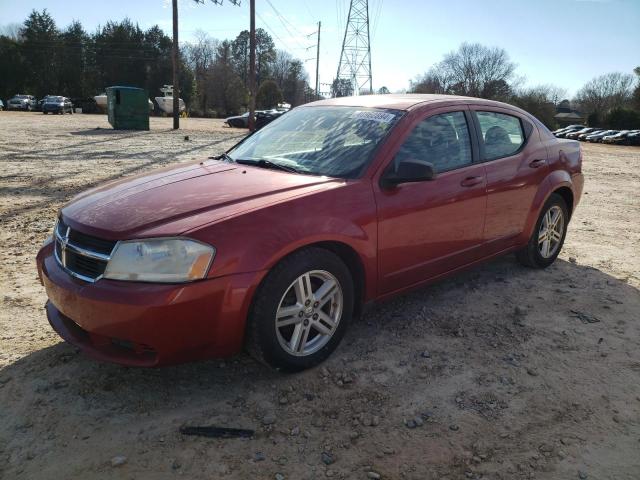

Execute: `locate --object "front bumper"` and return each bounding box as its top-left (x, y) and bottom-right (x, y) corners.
top-left (8, 103), bottom-right (29, 110)
top-left (37, 243), bottom-right (264, 366)
top-left (43, 105), bottom-right (64, 112)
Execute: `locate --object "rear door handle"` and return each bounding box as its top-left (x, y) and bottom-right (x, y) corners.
top-left (460, 176), bottom-right (483, 187)
top-left (529, 159), bottom-right (546, 168)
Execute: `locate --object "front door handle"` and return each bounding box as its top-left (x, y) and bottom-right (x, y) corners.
top-left (460, 176), bottom-right (483, 187)
top-left (529, 159), bottom-right (546, 168)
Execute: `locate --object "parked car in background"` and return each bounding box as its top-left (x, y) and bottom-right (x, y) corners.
top-left (255, 109), bottom-right (286, 130)
top-left (578, 129), bottom-right (605, 141)
top-left (585, 130), bottom-right (618, 143)
top-left (71, 97), bottom-right (99, 114)
top-left (0, 99), bottom-right (4, 111)
top-left (37, 95), bottom-right (55, 111)
top-left (37, 94), bottom-right (584, 371)
top-left (565, 127), bottom-right (598, 139)
top-left (225, 109), bottom-right (285, 130)
top-left (225, 111), bottom-right (251, 128)
top-left (602, 130), bottom-right (631, 144)
top-left (555, 126), bottom-right (586, 138)
top-left (7, 94), bottom-right (37, 111)
top-left (42, 96), bottom-right (74, 114)
top-left (553, 124), bottom-right (583, 135)
top-left (623, 131), bottom-right (640, 145)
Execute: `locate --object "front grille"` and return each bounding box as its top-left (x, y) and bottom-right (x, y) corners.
top-left (55, 220), bottom-right (117, 282)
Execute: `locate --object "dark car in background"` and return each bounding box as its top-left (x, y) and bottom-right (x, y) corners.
top-left (226, 109), bottom-right (286, 130)
top-left (585, 130), bottom-right (618, 143)
top-left (623, 131), bottom-right (640, 145)
top-left (602, 130), bottom-right (631, 144)
top-left (7, 94), bottom-right (37, 111)
top-left (225, 111), bottom-right (251, 128)
top-left (42, 96), bottom-right (74, 114)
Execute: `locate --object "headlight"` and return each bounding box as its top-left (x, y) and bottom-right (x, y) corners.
top-left (103, 238), bottom-right (215, 283)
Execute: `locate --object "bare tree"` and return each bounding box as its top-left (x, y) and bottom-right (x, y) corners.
top-left (184, 30), bottom-right (219, 113)
top-left (0, 22), bottom-right (22, 39)
top-left (511, 84), bottom-right (567, 128)
top-left (412, 43), bottom-right (516, 100)
top-left (575, 72), bottom-right (635, 116)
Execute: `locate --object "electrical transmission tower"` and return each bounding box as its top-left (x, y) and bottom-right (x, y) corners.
top-left (336, 0), bottom-right (372, 96)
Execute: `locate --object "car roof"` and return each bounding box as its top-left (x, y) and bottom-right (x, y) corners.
top-left (305, 93), bottom-right (519, 112)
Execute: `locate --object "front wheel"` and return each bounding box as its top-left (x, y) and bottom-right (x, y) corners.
top-left (246, 247), bottom-right (354, 372)
top-left (516, 193), bottom-right (569, 268)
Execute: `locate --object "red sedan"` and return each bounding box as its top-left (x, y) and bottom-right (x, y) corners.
top-left (36, 94), bottom-right (584, 371)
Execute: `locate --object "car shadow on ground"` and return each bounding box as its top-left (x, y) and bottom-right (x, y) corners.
top-left (1, 256), bottom-right (638, 412)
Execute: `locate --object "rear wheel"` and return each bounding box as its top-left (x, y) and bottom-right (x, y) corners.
top-left (246, 247), bottom-right (354, 372)
top-left (516, 193), bottom-right (568, 268)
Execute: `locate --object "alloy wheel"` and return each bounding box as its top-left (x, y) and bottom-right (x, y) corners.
top-left (275, 270), bottom-right (343, 357)
top-left (538, 205), bottom-right (564, 258)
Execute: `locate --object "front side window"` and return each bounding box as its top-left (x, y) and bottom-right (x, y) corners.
top-left (228, 106), bottom-right (402, 179)
top-left (476, 111), bottom-right (525, 160)
top-left (393, 111), bottom-right (473, 174)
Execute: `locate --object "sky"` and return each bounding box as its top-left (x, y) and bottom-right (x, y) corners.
top-left (1, 0), bottom-right (638, 97)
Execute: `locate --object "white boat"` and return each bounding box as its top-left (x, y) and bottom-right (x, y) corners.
top-left (154, 85), bottom-right (185, 114)
top-left (94, 93), bottom-right (107, 110)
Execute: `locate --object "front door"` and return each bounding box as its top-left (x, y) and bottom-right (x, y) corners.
top-left (374, 108), bottom-right (487, 296)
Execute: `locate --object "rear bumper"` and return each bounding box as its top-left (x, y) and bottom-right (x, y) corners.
top-left (43, 106), bottom-right (64, 112)
top-left (37, 243), bottom-right (264, 366)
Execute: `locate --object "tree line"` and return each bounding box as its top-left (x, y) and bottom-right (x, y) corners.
top-left (0, 9), bottom-right (315, 116)
top-left (409, 42), bottom-right (640, 130)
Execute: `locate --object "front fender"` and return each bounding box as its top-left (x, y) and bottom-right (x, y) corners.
top-left (187, 181), bottom-right (378, 300)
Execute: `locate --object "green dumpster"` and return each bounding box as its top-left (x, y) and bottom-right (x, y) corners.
top-left (106, 86), bottom-right (149, 130)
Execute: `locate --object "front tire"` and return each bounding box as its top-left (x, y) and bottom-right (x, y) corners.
top-left (246, 247), bottom-right (354, 372)
top-left (516, 193), bottom-right (569, 268)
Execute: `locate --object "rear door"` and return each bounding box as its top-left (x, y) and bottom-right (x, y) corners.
top-left (374, 107), bottom-right (488, 295)
top-left (469, 107), bottom-right (549, 253)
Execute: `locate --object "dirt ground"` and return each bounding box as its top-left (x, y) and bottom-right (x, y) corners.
top-left (0, 111), bottom-right (639, 480)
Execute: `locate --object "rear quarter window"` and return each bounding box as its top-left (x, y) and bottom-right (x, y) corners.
top-left (476, 111), bottom-right (526, 160)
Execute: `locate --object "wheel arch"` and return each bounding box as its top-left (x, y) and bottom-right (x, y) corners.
top-left (552, 186), bottom-right (574, 220)
top-left (253, 240), bottom-right (368, 320)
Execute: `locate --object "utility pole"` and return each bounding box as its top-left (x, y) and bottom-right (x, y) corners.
top-left (172, 0), bottom-right (179, 129)
top-left (248, 0), bottom-right (256, 131)
top-left (336, 0), bottom-right (373, 96)
top-left (315, 21), bottom-right (321, 99)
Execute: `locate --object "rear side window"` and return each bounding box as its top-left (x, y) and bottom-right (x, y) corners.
top-left (476, 111), bottom-right (525, 160)
top-left (395, 111), bottom-right (473, 173)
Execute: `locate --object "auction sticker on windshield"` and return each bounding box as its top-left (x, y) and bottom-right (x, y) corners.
top-left (350, 110), bottom-right (397, 123)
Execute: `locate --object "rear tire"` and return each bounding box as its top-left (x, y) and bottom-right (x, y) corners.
top-left (246, 247), bottom-right (354, 372)
top-left (516, 193), bottom-right (568, 268)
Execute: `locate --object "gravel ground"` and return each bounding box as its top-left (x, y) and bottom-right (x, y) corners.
top-left (0, 111), bottom-right (639, 480)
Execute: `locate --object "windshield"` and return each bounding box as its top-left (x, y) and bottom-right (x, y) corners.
top-left (14, 95), bottom-right (28, 99)
top-left (227, 106), bottom-right (402, 179)
top-left (46, 96), bottom-right (64, 102)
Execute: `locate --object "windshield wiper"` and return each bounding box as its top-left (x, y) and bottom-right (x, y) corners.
top-left (235, 159), bottom-right (299, 174)
top-left (210, 152), bottom-right (235, 162)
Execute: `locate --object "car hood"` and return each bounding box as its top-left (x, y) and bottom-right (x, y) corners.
top-left (61, 160), bottom-right (344, 239)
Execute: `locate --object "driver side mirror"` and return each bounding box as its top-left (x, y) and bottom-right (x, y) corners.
top-left (380, 159), bottom-right (436, 189)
